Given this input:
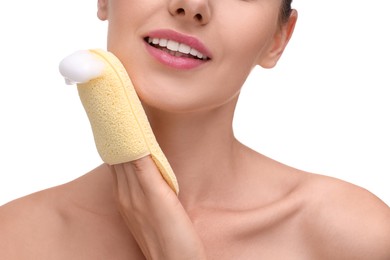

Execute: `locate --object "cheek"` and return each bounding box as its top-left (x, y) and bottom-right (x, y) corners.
top-left (217, 5), bottom-right (279, 67)
top-left (235, 28), bottom-right (275, 68)
top-left (107, 0), bottom-right (157, 46)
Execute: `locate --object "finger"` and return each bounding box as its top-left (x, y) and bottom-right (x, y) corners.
top-left (113, 164), bottom-right (130, 188)
top-left (108, 164), bottom-right (119, 195)
top-left (111, 163), bottom-right (142, 210)
top-left (120, 162), bottom-right (145, 198)
top-left (129, 155), bottom-right (173, 198)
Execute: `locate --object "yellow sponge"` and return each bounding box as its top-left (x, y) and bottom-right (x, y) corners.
top-left (59, 49), bottom-right (179, 194)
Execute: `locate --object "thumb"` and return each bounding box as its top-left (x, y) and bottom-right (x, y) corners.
top-left (121, 156), bottom-right (174, 197)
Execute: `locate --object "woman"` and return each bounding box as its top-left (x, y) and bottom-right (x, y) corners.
top-left (1, 0), bottom-right (389, 259)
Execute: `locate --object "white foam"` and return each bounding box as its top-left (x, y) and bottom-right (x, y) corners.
top-left (59, 50), bottom-right (105, 85)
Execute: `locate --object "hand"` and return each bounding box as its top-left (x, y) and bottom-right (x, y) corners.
top-left (110, 156), bottom-right (206, 260)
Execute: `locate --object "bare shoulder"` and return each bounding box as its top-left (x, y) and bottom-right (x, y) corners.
top-left (0, 165), bottom-right (138, 259)
top-left (0, 186), bottom-right (66, 258)
top-left (300, 174), bottom-right (390, 259)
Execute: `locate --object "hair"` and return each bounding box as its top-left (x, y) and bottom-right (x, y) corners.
top-left (279, 0), bottom-right (293, 24)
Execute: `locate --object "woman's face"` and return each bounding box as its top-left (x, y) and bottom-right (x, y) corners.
top-left (98, 0), bottom-right (295, 113)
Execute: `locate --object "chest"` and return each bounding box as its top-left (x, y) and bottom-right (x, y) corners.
top-left (63, 216), bottom-right (312, 260)
top-left (188, 203), bottom-right (313, 259)
top-left (57, 196), bottom-right (313, 260)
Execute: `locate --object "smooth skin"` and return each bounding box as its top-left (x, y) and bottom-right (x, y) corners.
top-left (1, 0), bottom-right (390, 259)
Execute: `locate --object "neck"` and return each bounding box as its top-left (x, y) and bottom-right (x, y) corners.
top-left (143, 97), bottom-right (242, 203)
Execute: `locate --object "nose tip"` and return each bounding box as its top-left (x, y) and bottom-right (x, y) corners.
top-left (174, 7), bottom-right (205, 24)
top-left (169, 0), bottom-right (211, 25)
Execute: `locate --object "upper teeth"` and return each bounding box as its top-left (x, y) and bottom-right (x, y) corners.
top-left (148, 37), bottom-right (207, 60)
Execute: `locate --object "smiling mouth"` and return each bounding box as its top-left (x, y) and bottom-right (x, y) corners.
top-left (145, 37), bottom-right (210, 61)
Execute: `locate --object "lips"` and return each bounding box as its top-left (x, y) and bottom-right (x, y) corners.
top-left (143, 29), bottom-right (212, 69)
top-left (145, 37), bottom-right (209, 60)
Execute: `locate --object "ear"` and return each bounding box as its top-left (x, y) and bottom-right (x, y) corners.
top-left (259, 10), bottom-right (298, 69)
top-left (97, 0), bottom-right (109, 21)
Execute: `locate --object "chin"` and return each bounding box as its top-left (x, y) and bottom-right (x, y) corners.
top-left (131, 79), bottom-right (196, 114)
top-left (139, 93), bottom-right (204, 114)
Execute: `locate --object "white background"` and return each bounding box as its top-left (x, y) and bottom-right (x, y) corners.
top-left (0, 0), bottom-right (389, 206)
